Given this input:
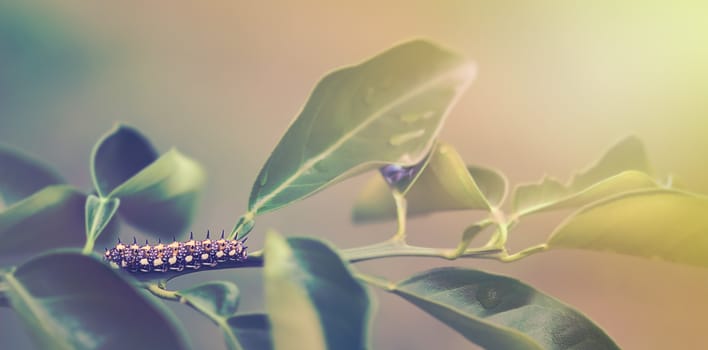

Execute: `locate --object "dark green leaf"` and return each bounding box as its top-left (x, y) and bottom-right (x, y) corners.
top-left (3, 251), bottom-right (190, 350)
top-left (264, 232), bottom-right (371, 350)
top-left (548, 189), bottom-right (708, 268)
top-left (0, 144), bottom-right (63, 206)
top-left (512, 136), bottom-right (656, 216)
top-left (393, 268), bottom-right (619, 350)
top-left (90, 124), bottom-right (158, 197)
top-left (84, 195), bottom-right (120, 243)
top-left (0, 185), bottom-right (85, 256)
top-left (249, 40), bottom-right (477, 215)
top-left (227, 314), bottom-right (273, 350)
top-left (353, 142), bottom-right (506, 223)
top-left (179, 281), bottom-right (240, 319)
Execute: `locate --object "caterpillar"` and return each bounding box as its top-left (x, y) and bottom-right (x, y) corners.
top-left (104, 231), bottom-right (248, 273)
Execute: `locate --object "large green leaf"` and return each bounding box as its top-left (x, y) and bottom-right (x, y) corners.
top-left (91, 124), bottom-right (158, 197)
top-left (90, 125), bottom-right (205, 237)
top-left (512, 136), bottom-right (655, 216)
top-left (393, 268), bottom-right (619, 350)
top-left (248, 40), bottom-right (477, 216)
top-left (264, 232), bottom-right (370, 350)
top-left (3, 251), bottom-right (190, 350)
top-left (353, 142), bottom-right (506, 223)
top-left (0, 185), bottom-right (85, 256)
top-left (227, 314), bottom-right (273, 350)
top-left (548, 189), bottom-right (708, 268)
top-left (0, 144), bottom-right (63, 206)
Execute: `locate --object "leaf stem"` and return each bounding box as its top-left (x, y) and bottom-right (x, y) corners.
top-left (145, 282), bottom-right (180, 301)
top-left (354, 272), bottom-right (395, 291)
top-left (390, 191), bottom-right (408, 242)
top-left (498, 244), bottom-right (549, 262)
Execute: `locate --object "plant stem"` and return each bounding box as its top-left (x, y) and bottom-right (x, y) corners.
top-left (145, 282), bottom-right (180, 301)
top-left (343, 239), bottom-right (502, 263)
top-left (499, 244), bottom-right (549, 262)
top-left (354, 272), bottom-right (395, 291)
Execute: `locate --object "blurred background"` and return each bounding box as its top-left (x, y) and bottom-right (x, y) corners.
top-left (1, 1), bottom-right (708, 349)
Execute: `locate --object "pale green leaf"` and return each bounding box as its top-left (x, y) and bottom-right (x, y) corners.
top-left (393, 268), bottom-right (619, 350)
top-left (179, 281), bottom-right (240, 319)
top-left (569, 135), bottom-right (651, 191)
top-left (512, 136), bottom-right (656, 216)
top-left (90, 124), bottom-right (158, 197)
top-left (108, 149), bottom-right (206, 237)
top-left (249, 40), bottom-right (477, 215)
top-left (514, 171), bottom-right (658, 216)
top-left (3, 251), bottom-right (190, 350)
top-left (548, 189), bottom-right (708, 268)
top-left (264, 232), bottom-right (370, 350)
top-left (227, 314), bottom-right (273, 350)
top-left (353, 142), bottom-right (506, 223)
top-left (0, 144), bottom-right (63, 206)
top-left (84, 195), bottom-right (120, 243)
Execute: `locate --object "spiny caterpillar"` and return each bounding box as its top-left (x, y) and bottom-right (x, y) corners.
top-left (104, 231), bottom-right (248, 273)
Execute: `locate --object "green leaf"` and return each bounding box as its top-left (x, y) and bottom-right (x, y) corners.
top-left (179, 281), bottom-right (240, 319)
top-left (393, 268), bottom-right (619, 350)
top-left (3, 251), bottom-right (190, 350)
top-left (264, 232), bottom-right (371, 350)
top-left (0, 185), bottom-right (85, 256)
top-left (226, 314), bottom-right (273, 350)
top-left (353, 142), bottom-right (507, 223)
top-left (513, 171), bottom-right (658, 216)
top-left (90, 125), bottom-right (205, 237)
top-left (249, 40), bottom-right (477, 215)
top-left (512, 136), bottom-right (656, 216)
top-left (109, 149), bottom-right (205, 237)
top-left (0, 144), bottom-right (63, 206)
top-left (84, 195), bottom-right (120, 244)
top-left (569, 135), bottom-right (652, 191)
top-left (179, 281), bottom-right (243, 350)
top-left (91, 124), bottom-right (158, 197)
top-left (548, 189), bottom-right (708, 268)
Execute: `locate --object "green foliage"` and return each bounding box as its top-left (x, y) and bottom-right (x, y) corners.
top-left (84, 195), bottom-right (120, 253)
top-left (392, 268), bottom-right (618, 349)
top-left (2, 39), bottom-right (707, 350)
top-left (226, 314), bottom-right (273, 350)
top-left (548, 189), bottom-right (708, 267)
top-left (353, 141), bottom-right (507, 222)
top-left (264, 232), bottom-right (371, 350)
top-left (2, 251), bottom-right (190, 350)
top-left (179, 281), bottom-right (241, 318)
top-left (90, 125), bottom-right (206, 238)
top-left (512, 136), bottom-right (656, 216)
top-left (178, 281), bottom-right (243, 350)
top-left (0, 185), bottom-right (86, 255)
top-left (237, 39), bottom-right (477, 238)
